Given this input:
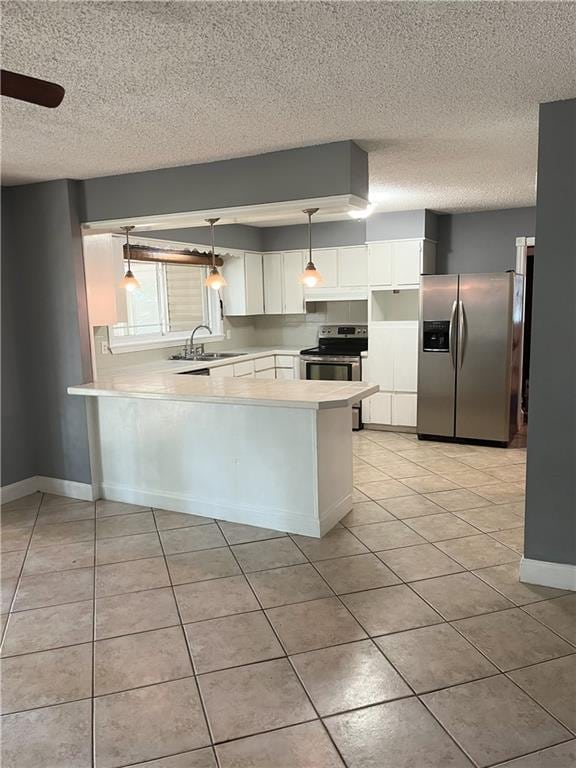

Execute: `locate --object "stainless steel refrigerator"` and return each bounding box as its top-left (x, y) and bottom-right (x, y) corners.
top-left (417, 272), bottom-right (523, 445)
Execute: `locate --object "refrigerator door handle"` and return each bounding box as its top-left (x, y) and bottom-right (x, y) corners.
top-left (458, 300), bottom-right (466, 369)
top-left (449, 300), bottom-right (458, 369)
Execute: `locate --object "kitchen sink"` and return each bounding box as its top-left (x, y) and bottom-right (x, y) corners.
top-left (170, 351), bottom-right (244, 362)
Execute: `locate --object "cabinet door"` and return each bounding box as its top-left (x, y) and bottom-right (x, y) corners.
top-left (254, 355), bottom-right (276, 372)
top-left (210, 363), bottom-right (235, 378)
top-left (276, 367), bottom-right (294, 380)
top-left (263, 252), bottom-right (283, 314)
top-left (368, 243), bottom-right (393, 287)
top-left (392, 323), bottom-right (419, 392)
top-left (309, 249), bottom-right (338, 288)
top-left (282, 251), bottom-right (305, 314)
top-left (233, 360), bottom-right (255, 377)
top-left (222, 253), bottom-right (247, 315)
top-left (365, 392), bottom-right (392, 425)
top-left (255, 368), bottom-right (276, 379)
top-left (366, 326), bottom-right (394, 391)
top-left (392, 393), bottom-right (417, 426)
top-left (393, 241), bottom-right (422, 287)
top-left (339, 246), bottom-right (368, 287)
top-left (244, 252), bottom-right (264, 315)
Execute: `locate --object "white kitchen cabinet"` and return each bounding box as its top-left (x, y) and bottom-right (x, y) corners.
top-left (365, 325), bottom-right (395, 391)
top-left (222, 251), bottom-right (264, 316)
top-left (392, 324), bottom-right (418, 392)
top-left (83, 233), bottom-right (128, 326)
top-left (368, 239), bottom-right (435, 288)
top-left (392, 393), bottom-right (417, 427)
top-left (263, 252), bottom-right (283, 314)
top-left (338, 246), bottom-right (368, 287)
top-left (254, 355), bottom-right (276, 372)
top-left (275, 354), bottom-right (296, 368)
top-left (367, 243), bottom-right (393, 287)
top-left (364, 321), bottom-right (418, 427)
top-left (255, 368), bottom-right (276, 379)
top-left (209, 363), bottom-right (235, 378)
top-left (365, 392), bottom-right (391, 425)
top-left (282, 251), bottom-right (305, 314)
top-left (276, 367), bottom-right (295, 380)
top-left (233, 359), bottom-right (255, 377)
top-left (311, 249), bottom-right (338, 288)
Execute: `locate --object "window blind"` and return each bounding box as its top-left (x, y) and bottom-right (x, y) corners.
top-left (165, 263), bottom-right (206, 332)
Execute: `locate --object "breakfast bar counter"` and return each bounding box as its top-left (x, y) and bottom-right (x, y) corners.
top-left (69, 375), bottom-right (378, 537)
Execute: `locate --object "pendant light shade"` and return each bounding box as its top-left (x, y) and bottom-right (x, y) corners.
top-left (120, 225), bottom-right (141, 292)
top-left (299, 207), bottom-right (322, 288)
top-left (204, 217), bottom-right (227, 291)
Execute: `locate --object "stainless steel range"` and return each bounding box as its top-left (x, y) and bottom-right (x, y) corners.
top-left (300, 324), bottom-right (368, 430)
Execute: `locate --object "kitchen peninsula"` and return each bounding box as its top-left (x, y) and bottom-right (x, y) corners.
top-left (69, 368), bottom-right (377, 537)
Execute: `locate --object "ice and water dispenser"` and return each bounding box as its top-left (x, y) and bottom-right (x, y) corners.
top-left (422, 321), bottom-right (450, 352)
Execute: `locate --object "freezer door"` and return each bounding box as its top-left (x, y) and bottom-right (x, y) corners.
top-left (455, 273), bottom-right (515, 442)
top-left (417, 274), bottom-right (459, 437)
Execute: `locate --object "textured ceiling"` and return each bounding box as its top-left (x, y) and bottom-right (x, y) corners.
top-left (2, 1), bottom-right (576, 212)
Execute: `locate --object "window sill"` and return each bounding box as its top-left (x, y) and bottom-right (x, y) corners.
top-left (108, 333), bottom-right (225, 354)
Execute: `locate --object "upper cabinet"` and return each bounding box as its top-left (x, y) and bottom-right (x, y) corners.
top-left (302, 245), bottom-right (369, 300)
top-left (281, 251), bottom-right (306, 314)
top-left (262, 252), bottom-right (283, 314)
top-left (338, 246), bottom-right (368, 287)
top-left (262, 251), bottom-right (306, 315)
top-left (83, 234), bottom-right (128, 326)
top-left (368, 239), bottom-right (436, 288)
top-left (222, 251), bottom-right (264, 316)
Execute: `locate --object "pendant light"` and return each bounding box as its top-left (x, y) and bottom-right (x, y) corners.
top-left (204, 217), bottom-right (227, 291)
top-left (299, 207), bottom-right (322, 288)
top-left (120, 225), bottom-right (141, 292)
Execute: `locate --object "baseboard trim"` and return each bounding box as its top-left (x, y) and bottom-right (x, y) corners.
top-left (0, 477), bottom-right (38, 504)
top-left (100, 482), bottom-right (343, 538)
top-left (520, 557), bottom-right (576, 592)
top-left (1, 476), bottom-right (96, 504)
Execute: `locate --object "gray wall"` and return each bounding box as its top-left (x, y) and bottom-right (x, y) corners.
top-left (262, 220), bottom-right (366, 251)
top-left (436, 208), bottom-right (536, 274)
top-left (1, 191), bottom-right (36, 484)
top-left (1, 181), bottom-right (92, 486)
top-left (79, 141), bottom-right (368, 223)
top-left (140, 224), bottom-right (265, 252)
top-left (524, 99), bottom-right (576, 567)
top-left (365, 210), bottom-right (428, 242)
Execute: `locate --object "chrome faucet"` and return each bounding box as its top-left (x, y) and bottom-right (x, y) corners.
top-left (188, 324), bottom-right (212, 359)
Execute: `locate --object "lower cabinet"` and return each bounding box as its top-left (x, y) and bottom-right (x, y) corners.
top-left (364, 392), bottom-right (417, 428)
top-left (391, 393), bottom-right (417, 427)
top-left (365, 392), bottom-right (391, 424)
top-left (209, 354), bottom-right (298, 380)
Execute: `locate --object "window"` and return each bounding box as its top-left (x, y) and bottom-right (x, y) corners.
top-left (110, 260), bottom-right (221, 348)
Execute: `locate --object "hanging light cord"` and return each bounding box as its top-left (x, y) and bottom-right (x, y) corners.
top-left (121, 225), bottom-right (135, 272)
top-left (303, 207), bottom-right (319, 268)
top-left (125, 228), bottom-right (131, 272)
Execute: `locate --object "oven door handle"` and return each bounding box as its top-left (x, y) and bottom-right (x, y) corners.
top-left (300, 355), bottom-right (362, 364)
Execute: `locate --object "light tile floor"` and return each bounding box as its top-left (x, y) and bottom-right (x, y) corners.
top-left (1, 431), bottom-right (575, 768)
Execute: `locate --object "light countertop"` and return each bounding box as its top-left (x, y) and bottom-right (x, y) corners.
top-left (68, 372), bottom-right (378, 409)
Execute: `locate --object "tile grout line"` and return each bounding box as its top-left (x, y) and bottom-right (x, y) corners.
top-left (150, 507), bottom-right (218, 764)
top-left (286, 529), bottom-right (481, 767)
top-left (211, 517), bottom-right (352, 768)
top-left (1, 493), bottom-right (44, 636)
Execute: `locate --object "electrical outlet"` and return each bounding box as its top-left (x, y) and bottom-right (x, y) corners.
top-left (101, 341), bottom-right (110, 355)
top-left (226, 329), bottom-right (231, 340)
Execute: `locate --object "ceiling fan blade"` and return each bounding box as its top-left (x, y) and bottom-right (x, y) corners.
top-left (1, 69), bottom-right (65, 108)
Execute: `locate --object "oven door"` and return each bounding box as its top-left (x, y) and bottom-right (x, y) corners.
top-left (300, 355), bottom-right (361, 382)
